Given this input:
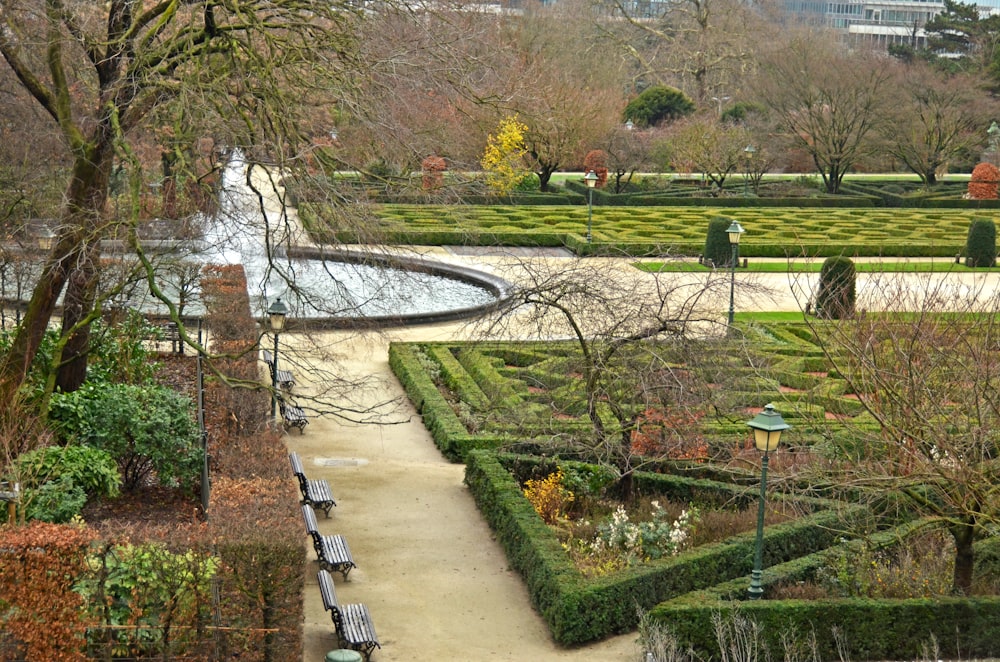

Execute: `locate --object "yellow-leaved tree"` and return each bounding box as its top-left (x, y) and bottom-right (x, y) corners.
top-left (481, 115), bottom-right (531, 196)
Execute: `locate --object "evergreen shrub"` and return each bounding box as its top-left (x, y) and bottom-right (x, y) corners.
top-left (815, 256), bottom-right (856, 319)
top-left (965, 217), bottom-right (997, 267)
top-left (623, 86), bottom-right (695, 127)
top-left (704, 216), bottom-right (736, 268)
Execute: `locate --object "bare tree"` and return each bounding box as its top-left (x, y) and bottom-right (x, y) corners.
top-left (603, 123), bottom-right (659, 192)
top-left (879, 65), bottom-right (991, 186)
top-left (796, 269), bottom-right (1000, 594)
top-left (666, 116), bottom-right (754, 193)
top-left (757, 32), bottom-right (892, 194)
top-left (0, 0), bottom-right (365, 404)
top-left (592, 0), bottom-right (762, 104)
top-left (473, 255), bottom-right (771, 499)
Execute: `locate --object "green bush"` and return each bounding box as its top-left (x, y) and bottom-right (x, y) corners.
top-left (815, 256), bottom-right (856, 319)
top-left (704, 216), bottom-right (737, 268)
top-left (13, 444), bottom-right (120, 498)
top-left (78, 542), bottom-right (220, 655)
top-left (48, 383), bottom-right (203, 491)
top-left (623, 86), bottom-right (695, 127)
top-left (21, 474), bottom-right (87, 523)
top-left (965, 217), bottom-right (997, 267)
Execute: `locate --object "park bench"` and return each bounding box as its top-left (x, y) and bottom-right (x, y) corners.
top-left (289, 451), bottom-right (336, 517)
top-left (262, 348), bottom-right (295, 390)
top-left (278, 395), bottom-right (309, 433)
top-left (302, 504), bottom-right (356, 580)
top-left (317, 569), bottom-right (381, 661)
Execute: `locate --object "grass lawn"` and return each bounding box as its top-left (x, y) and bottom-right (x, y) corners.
top-left (634, 259), bottom-right (1000, 273)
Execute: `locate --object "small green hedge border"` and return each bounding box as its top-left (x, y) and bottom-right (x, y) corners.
top-left (464, 449), bottom-right (856, 645)
top-left (647, 520), bottom-right (1000, 659)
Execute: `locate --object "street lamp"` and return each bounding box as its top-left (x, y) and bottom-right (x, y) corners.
top-left (37, 228), bottom-right (55, 252)
top-left (268, 297), bottom-right (289, 420)
top-left (585, 170), bottom-right (598, 244)
top-left (743, 145), bottom-right (756, 197)
top-left (746, 403), bottom-right (790, 600)
top-left (726, 221), bottom-right (744, 325)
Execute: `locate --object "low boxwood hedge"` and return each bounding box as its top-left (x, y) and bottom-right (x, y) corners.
top-left (464, 449), bottom-right (856, 645)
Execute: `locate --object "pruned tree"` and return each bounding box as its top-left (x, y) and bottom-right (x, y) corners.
top-left (473, 255), bottom-right (772, 499)
top-left (665, 116), bottom-right (753, 193)
top-left (603, 123), bottom-right (658, 192)
top-left (757, 31), bottom-right (892, 194)
top-left (798, 270), bottom-right (1000, 594)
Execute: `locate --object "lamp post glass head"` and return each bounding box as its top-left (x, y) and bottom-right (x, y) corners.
top-left (585, 170), bottom-right (598, 188)
top-left (726, 221), bottom-right (744, 245)
top-left (747, 403), bottom-right (790, 452)
top-left (268, 297), bottom-right (289, 332)
top-left (37, 229), bottom-right (55, 251)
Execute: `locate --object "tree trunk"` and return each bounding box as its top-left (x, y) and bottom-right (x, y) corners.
top-left (537, 168), bottom-right (552, 192)
top-left (55, 241), bottom-right (101, 393)
top-left (0, 144), bottom-right (111, 403)
top-left (951, 518), bottom-right (975, 595)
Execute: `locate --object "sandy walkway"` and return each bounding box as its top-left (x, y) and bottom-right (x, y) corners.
top-left (286, 251), bottom-right (1000, 661)
top-left (288, 321), bottom-right (639, 662)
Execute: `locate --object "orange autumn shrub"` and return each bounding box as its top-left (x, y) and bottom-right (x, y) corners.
top-left (583, 150), bottom-right (608, 188)
top-left (0, 522), bottom-right (96, 661)
top-left (631, 408), bottom-right (708, 461)
top-left (968, 162), bottom-right (1000, 200)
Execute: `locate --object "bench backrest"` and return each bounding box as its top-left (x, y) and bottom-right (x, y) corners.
top-left (301, 503), bottom-right (320, 535)
top-left (317, 569), bottom-right (344, 628)
top-left (289, 452), bottom-right (309, 491)
top-left (262, 349), bottom-right (274, 365)
top-left (289, 451), bottom-right (305, 477)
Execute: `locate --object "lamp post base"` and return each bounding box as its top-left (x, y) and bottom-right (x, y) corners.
top-left (748, 570), bottom-right (763, 600)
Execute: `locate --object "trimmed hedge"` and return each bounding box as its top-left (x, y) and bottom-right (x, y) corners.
top-left (301, 202), bottom-right (987, 258)
top-left (658, 595), bottom-right (1000, 660)
top-left (464, 450), bottom-right (855, 645)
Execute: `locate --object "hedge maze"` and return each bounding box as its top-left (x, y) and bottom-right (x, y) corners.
top-left (388, 324), bottom-right (1000, 659)
top-left (302, 203), bottom-right (995, 258)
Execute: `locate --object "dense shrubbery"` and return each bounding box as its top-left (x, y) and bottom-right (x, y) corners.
top-left (1, 264), bottom-right (304, 660)
top-left (48, 383), bottom-right (202, 491)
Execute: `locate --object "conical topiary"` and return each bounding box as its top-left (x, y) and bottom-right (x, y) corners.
top-left (966, 217), bottom-right (997, 268)
top-left (815, 256), bottom-right (856, 319)
top-left (704, 216), bottom-right (737, 269)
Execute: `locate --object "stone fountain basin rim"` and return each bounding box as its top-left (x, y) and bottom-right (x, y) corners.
top-left (279, 245), bottom-right (515, 329)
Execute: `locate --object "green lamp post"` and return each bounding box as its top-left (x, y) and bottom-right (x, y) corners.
top-left (746, 403), bottom-right (790, 600)
top-left (585, 170), bottom-right (598, 244)
top-left (726, 220), bottom-right (744, 325)
top-left (268, 297), bottom-right (289, 420)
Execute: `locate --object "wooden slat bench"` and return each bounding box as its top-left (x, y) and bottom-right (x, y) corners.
top-left (289, 451), bottom-right (336, 517)
top-left (262, 349), bottom-right (295, 390)
top-left (278, 396), bottom-right (309, 434)
top-left (302, 504), bottom-right (356, 580)
top-left (317, 569), bottom-right (381, 660)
